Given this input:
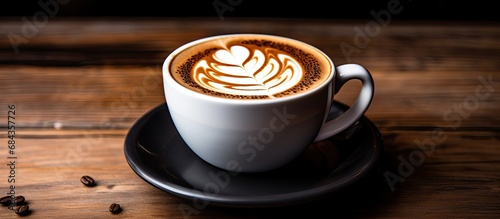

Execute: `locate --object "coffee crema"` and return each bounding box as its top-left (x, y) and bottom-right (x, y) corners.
top-left (170, 35), bottom-right (331, 99)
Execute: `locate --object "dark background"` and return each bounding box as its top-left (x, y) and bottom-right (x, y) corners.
top-left (1, 0), bottom-right (499, 21)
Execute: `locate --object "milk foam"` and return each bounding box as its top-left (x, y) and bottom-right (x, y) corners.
top-left (192, 45), bottom-right (304, 97)
top-left (171, 36), bottom-right (330, 99)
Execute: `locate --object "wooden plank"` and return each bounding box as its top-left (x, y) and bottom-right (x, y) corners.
top-left (0, 66), bottom-right (165, 129)
top-left (0, 19), bottom-right (499, 70)
top-left (0, 129), bottom-right (497, 218)
top-left (1, 66), bottom-right (498, 129)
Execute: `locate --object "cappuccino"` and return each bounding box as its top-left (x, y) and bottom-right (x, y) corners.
top-left (163, 33), bottom-right (375, 172)
top-left (170, 34), bottom-right (332, 99)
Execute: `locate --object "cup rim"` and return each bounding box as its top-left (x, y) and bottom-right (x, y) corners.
top-left (162, 33), bottom-right (335, 105)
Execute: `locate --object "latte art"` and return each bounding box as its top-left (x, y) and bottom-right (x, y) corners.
top-left (170, 36), bottom-right (331, 99)
top-left (192, 45), bottom-right (303, 97)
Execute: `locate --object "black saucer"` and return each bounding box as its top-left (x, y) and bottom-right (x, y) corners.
top-left (124, 101), bottom-right (383, 208)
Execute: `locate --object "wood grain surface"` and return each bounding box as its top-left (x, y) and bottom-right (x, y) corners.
top-left (0, 18), bottom-right (499, 218)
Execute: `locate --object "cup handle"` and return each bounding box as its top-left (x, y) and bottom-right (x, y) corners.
top-left (314, 63), bottom-right (374, 142)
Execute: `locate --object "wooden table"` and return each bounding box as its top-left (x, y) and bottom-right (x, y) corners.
top-left (0, 17), bottom-right (499, 218)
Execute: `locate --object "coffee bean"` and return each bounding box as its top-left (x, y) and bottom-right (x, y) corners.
top-left (13, 205), bottom-right (29, 215)
top-left (109, 203), bottom-right (121, 214)
top-left (13, 195), bottom-right (25, 205)
top-left (80, 175), bottom-right (95, 187)
top-left (0, 195), bottom-right (12, 206)
top-left (0, 195), bottom-right (25, 206)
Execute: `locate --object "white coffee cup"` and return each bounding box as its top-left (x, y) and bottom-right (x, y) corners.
top-left (162, 34), bottom-right (374, 173)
